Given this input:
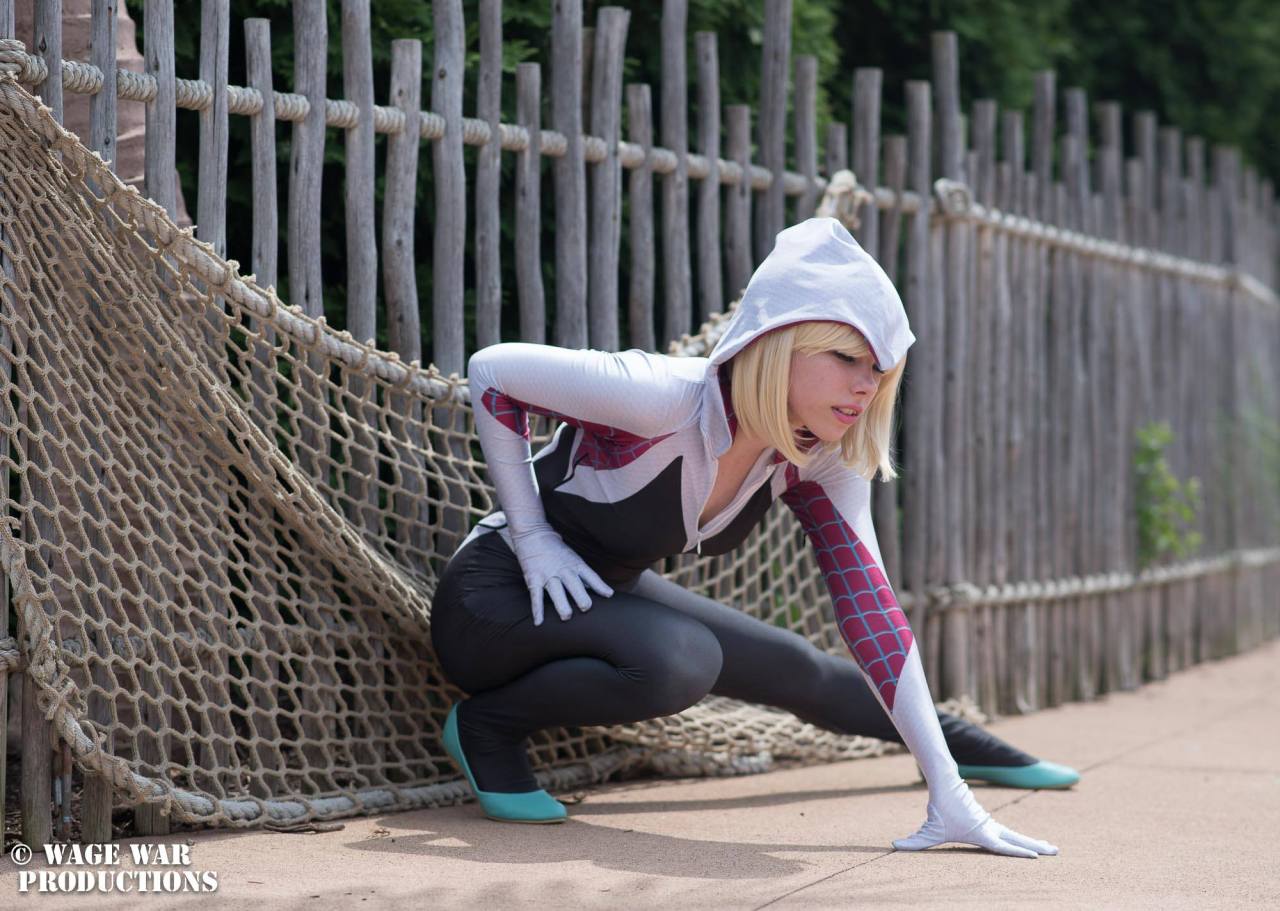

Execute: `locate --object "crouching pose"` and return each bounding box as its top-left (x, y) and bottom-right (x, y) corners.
top-left (430, 217), bottom-right (1074, 856)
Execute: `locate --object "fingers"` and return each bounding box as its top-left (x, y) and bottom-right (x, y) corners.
top-left (969, 822), bottom-right (1038, 858)
top-left (545, 577), bottom-right (573, 621)
top-left (892, 832), bottom-right (940, 851)
top-left (562, 572), bottom-right (593, 612)
top-left (530, 586), bottom-right (545, 626)
top-left (979, 834), bottom-right (1038, 859)
top-left (568, 564), bottom-right (615, 611)
top-left (894, 818), bottom-right (1053, 859)
top-left (892, 821), bottom-right (943, 852)
top-left (530, 569), bottom-right (610, 625)
top-left (580, 565), bottom-right (614, 599)
top-left (998, 826), bottom-right (1059, 856)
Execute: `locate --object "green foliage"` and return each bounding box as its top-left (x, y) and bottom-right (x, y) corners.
top-left (1133, 421), bottom-right (1202, 568)
top-left (827, 0), bottom-right (1077, 135)
top-left (827, 0), bottom-right (1280, 185)
top-left (1062, 0), bottom-right (1280, 185)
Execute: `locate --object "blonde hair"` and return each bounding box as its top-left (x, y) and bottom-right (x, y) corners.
top-left (728, 320), bottom-right (907, 480)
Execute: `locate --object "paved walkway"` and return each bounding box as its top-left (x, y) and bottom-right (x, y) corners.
top-left (4, 637), bottom-right (1278, 909)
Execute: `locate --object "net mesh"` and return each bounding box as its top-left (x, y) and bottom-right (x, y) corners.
top-left (0, 75), bottom-right (911, 828)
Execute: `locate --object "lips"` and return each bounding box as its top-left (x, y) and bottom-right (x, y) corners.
top-left (831, 405), bottom-right (861, 424)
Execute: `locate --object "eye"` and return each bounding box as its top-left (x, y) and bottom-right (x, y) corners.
top-left (833, 351), bottom-right (856, 363)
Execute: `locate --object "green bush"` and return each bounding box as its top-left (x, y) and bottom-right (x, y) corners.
top-left (1133, 420), bottom-right (1202, 568)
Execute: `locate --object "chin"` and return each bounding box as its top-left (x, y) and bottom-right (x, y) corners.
top-left (823, 422), bottom-right (859, 447)
top-left (795, 425), bottom-right (840, 449)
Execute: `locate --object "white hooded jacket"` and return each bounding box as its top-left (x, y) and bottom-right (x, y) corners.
top-left (463, 216), bottom-right (925, 702)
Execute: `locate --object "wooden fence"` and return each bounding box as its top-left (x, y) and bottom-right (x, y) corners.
top-left (0, 0), bottom-right (1278, 844)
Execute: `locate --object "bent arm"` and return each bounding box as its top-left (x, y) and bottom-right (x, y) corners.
top-left (467, 343), bottom-right (691, 538)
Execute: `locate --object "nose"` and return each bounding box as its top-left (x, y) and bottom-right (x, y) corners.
top-left (850, 363), bottom-right (880, 399)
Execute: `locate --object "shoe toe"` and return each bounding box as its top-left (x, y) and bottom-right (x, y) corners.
top-left (958, 760), bottom-right (1081, 789)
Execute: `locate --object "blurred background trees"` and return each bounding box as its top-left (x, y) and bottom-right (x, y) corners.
top-left (124, 0), bottom-right (1280, 351)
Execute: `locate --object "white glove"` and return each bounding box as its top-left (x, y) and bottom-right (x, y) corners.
top-left (509, 527), bottom-right (614, 625)
top-left (893, 776), bottom-right (1059, 858)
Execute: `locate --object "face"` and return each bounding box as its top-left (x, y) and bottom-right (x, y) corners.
top-left (787, 335), bottom-right (883, 443)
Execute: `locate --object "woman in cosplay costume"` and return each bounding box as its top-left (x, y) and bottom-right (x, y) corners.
top-left (430, 217), bottom-right (1074, 855)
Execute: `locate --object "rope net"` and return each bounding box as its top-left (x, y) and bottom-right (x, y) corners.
top-left (0, 76), bottom-right (907, 829)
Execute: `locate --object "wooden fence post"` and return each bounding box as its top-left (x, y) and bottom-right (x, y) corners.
top-left (724, 104), bottom-right (754, 299)
top-left (694, 31), bottom-right (723, 323)
top-left (626, 82), bottom-right (655, 351)
top-left (901, 79), bottom-right (936, 688)
top-left (431, 0), bottom-right (465, 374)
top-left (516, 63), bottom-right (546, 344)
top-left (474, 0), bottom-right (502, 350)
top-left (660, 0), bottom-right (691, 345)
top-left (551, 0), bottom-right (587, 349)
top-left (755, 0), bottom-right (791, 262)
top-left (587, 6), bottom-right (629, 351)
top-left (852, 68), bottom-right (881, 255)
top-left (793, 54), bottom-right (818, 222)
top-left (825, 121), bottom-right (848, 176)
top-left (968, 97), bottom-right (999, 713)
top-left (932, 31), bottom-right (972, 701)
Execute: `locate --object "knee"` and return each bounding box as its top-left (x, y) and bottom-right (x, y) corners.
top-left (632, 619), bottom-right (723, 717)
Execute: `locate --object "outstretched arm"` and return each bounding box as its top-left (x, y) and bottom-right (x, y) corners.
top-left (781, 455), bottom-right (1058, 858)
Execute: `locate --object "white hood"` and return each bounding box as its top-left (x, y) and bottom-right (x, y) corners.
top-left (700, 216), bottom-right (916, 455)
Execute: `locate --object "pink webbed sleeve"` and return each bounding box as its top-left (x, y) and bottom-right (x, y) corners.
top-left (779, 460), bottom-right (912, 710)
top-left (781, 453), bottom-right (964, 792)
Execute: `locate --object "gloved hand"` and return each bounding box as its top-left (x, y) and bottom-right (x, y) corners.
top-left (509, 527), bottom-right (614, 625)
top-left (893, 776), bottom-right (1059, 858)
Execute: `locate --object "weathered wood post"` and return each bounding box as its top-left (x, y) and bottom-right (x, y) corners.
top-left (474, 0), bottom-right (502, 350)
top-left (587, 6), bottom-right (629, 350)
top-left (660, 0), bottom-right (691, 345)
top-left (551, 0), bottom-right (587, 349)
top-left (516, 63), bottom-right (546, 344)
top-left (793, 54), bottom-right (818, 222)
top-left (626, 82), bottom-right (655, 350)
top-left (901, 79), bottom-right (937, 687)
top-left (724, 103), bottom-right (754, 299)
top-left (932, 31), bottom-right (972, 701)
top-left (695, 31), bottom-right (723, 323)
top-left (755, 0), bottom-right (790, 262)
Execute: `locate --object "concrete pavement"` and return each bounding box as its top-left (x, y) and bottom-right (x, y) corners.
top-left (4, 637), bottom-right (1279, 909)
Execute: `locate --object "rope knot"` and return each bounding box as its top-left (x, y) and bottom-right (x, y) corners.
top-left (933, 178), bottom-right (974, 217)
top-left (0, 38), bottom-right (47, 84)
top-left (816, 169), bottom-right (874, 231)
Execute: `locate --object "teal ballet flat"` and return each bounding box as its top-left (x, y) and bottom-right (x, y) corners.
top-left (442, 703), bottom-right (568, 824)
top-left (957, 759), bottom-right (1080, 790)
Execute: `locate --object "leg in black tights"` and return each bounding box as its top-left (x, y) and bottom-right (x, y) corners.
top-left (625, 569), bottom-right (1036, 767)
top-left (430, 531), bottom-right (1035, 794)
top-left (430, 532), bottom-right (724, 792)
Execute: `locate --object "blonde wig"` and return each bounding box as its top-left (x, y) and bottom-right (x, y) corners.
top-left (728, 320), bottom-right (907, 480)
